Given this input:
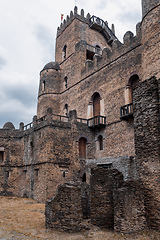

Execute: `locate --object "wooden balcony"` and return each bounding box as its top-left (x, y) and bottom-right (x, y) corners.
top-left (87, 115), bottom-right (106, 128)
top-left (120, 103), bottom-right (133, 120)
top-left (89, 16), bottom-right (117, 44)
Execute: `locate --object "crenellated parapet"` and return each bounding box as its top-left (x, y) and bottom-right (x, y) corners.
top-left (57, 6), bottom-right (116, 41)
top-left (80, 21), bottom-right (142, 76)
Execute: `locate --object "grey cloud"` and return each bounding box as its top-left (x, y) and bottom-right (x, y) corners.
top-left (0, 55), bottom-right (7, 69)
top-left (35, 24), bottom-right (54, 46)
top-left (118, 11), bottom-right (141, 24)
top-left (0, 106), bottom-right (35, 129)
top-left (2, 84), bottom-right (37, 107)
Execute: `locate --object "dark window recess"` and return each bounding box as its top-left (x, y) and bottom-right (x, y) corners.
top-left (64, 104), bottom-right (68, 116)
top-left (93, 93), bottom-right (100, 117)
top-left (86, 50), bottom-right (95, 60)
top-left (23, 170), bottom-right (27, 177)
top-left (98, 135), bottom-right (103, 150)
top-left (63, 171), bottom-right (65, 177)
top-left (5, 171), bottom-right (9, 178)
top-left (79, 137), bottom-right (87, 159)
top-left (62, 45), bottom-right (67, 60)
top-left (0, 151), bottom-right (4, 161)
top-left (82, 173), bottom-right (86, 182)
top-left (35, 169), bottom-right (39, 179)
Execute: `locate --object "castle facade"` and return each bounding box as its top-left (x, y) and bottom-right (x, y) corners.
top-left (0, 0), bottom-right (160, 232)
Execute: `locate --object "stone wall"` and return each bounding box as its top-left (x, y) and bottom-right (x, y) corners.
top-left (90, 168), bottom-right (123, 229)
top-left (114, 181), bottom-right (146, 233)
top-left (45, 182), bottom-right (90, 232)
top-left (133, 76), bottom-right (160, 230)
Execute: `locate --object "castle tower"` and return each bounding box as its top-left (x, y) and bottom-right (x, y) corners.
top-left (141, 0), bottom-right (160, 80)
top-left (37, 62), bottom-right (61, 118)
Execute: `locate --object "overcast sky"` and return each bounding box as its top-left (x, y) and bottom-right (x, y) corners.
top-left (0, 0), bottom-right (142, 128)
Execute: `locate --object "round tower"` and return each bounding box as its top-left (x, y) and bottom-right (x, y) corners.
top-left (37, 61), bottom-right (61, 119)
top-left (141, 0), bottom-right (160, 80)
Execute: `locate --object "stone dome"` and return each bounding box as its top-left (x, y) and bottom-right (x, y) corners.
top-left (42, 62), bottom-right (60, 71)
top-left (3, 122), bottom-right (15, 130)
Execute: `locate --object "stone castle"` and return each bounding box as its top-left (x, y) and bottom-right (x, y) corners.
top-left (0, 0), bottom-right (160, 233)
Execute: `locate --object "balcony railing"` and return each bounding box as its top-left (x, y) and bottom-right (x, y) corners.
top-left (120, 103), bottom-right (133, 120)
top-left (89, 16), bottom-right (118, 44)
top-left (87, 115), bottom-right (106, 128)
top-left (86, 43), bottom-right (102, 55)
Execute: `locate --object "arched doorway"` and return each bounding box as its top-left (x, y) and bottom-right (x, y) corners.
top-left (79, 137), bottom-right (87, 159)
top-left (93, 92), bottom-right (101, 117)
top-left (126, 74), bottom-right (139, 104)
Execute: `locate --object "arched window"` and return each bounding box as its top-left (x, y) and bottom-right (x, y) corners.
top-left (64, 76), bottom-right (67, 89)
top-left (126, 75), bottom-right (139, 104)
top-left (95, 45), bottom-right (101, 54)
top-left (79, 137), bottom-right (87, 159)
top-left (98, 135), bottom-right (103, 150)
top-left (62, 45), bottom-right (67, 60)
top-left (93, 92), bottom-right (101, 117)
top-left (42, 80), bottom-right (45, 91)
top-left (64, 104), bottom-right (68, 116)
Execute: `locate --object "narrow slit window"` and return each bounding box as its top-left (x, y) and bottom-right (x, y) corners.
top-left (42, 80), bottom-right (45, 91)
top-left (0, 151), bottom-right (4, 161)
top-left (64, 104), bottom-right (68, 116)
top-left (62, 45), bottom-right (67, 60)
top-left (64, 76), bottom-right (67, 89)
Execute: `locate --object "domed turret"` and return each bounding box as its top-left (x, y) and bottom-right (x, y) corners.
top-left (42, 61), bottom-right (60, 71)
top-left (3, 122), bottom-right (15, 130)
top-left (37, 61), bottom-right (61, 118)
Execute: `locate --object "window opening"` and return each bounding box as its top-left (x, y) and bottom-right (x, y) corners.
top-left (95, 45), bottom-right (101, 54)
top-left (35, 169), bottom-right (39, 180)
top-left (93, 93), bottom-right (100, 117)
top-left (23, 170), bottom-right (27, 178)
top-left (5, 171), bottom-right (9, 178)
top-left (98, 135), bottom-right (103, 150)
top-left (82, 173), bottom-right (86, 182)
top-left (64, 104), bottom-right (68, 116)
top-left (42, 80), bottom-right (45, 91)
top-left (62, 45), bottom-right (67, 60)
top-left (127, 75), bottom-right (139, 103)
top-left (79, 137), bottom-right (87, 159)
top-left (0, 151), bottom-right (4, 161)
top-left (86, 50), bottom-right (94, 60)
top-left (64, 76), bottom-right (67, 89)
top-left (63, 171), bottom-right (65, 178)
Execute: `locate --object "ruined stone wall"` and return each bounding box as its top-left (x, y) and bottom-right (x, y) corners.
top-left (114, 181), bottom-right (146, 233)
top-left (133, 76), bottom-right (160, 230)
top-left (45, 182), bottom-right (90, 232)
top-left (90, 168), bottom-right (123, 229)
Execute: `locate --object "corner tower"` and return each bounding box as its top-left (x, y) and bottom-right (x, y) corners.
top-left (141, 0), bottom-right (160, 80)
top-left (37, 62), bottom-right (61, 118)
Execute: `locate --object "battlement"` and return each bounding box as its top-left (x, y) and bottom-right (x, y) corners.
top-left (80, 22), bottom-right (141, 76)
top-left (57, 6), bottom-right (116, 43)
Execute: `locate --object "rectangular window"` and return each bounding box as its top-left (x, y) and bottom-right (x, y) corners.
top-left (0, 151), bottom-right (4, 161)
top-left (35, 169), bottom-right (39, 180)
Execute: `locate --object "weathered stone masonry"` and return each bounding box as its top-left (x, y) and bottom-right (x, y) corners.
top-left (0, 0), bottom-right (160, 233)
